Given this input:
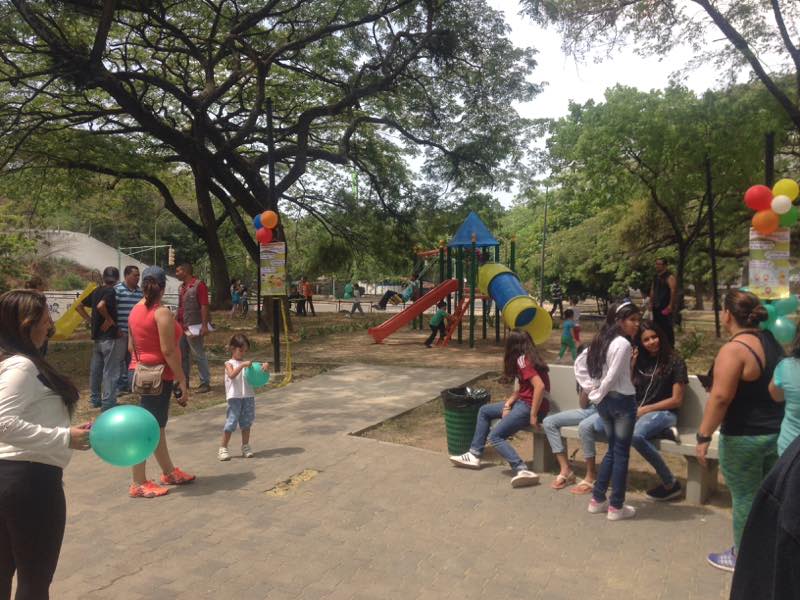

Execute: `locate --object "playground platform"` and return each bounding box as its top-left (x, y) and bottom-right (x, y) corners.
top-left (52, 364), bottom-right (732, 599)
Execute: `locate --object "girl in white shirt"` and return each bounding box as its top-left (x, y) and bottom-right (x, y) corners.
top-left (0, 290), bottom-right (91, 598)
top-left (575, 301), bottom-right (641, 520)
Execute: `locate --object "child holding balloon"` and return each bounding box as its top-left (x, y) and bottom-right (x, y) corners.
top-left (219, 334), bottom-right (268, 461)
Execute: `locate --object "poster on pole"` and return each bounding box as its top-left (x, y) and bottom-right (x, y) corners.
top-left (260, 242), bottom-right (287, 296)
top-left (749, 227), bottom-right (790, 299)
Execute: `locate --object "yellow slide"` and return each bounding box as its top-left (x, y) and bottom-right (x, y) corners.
top-left (51, 284), bottom-right (97, 341)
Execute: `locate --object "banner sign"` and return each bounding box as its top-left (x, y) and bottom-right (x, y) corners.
top-left (749, 227), bottom-right (790, 299)
top-left (260, 242), bottom-right (287, 296)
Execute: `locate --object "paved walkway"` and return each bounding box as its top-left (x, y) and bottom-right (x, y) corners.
top-left (53, 364), bottom-right (733, 599)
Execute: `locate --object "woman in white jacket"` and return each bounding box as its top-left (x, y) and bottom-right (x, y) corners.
top-left (0, 290), bottom-right (91, 599)
top-left (575, 301), bottom-right (641, 521)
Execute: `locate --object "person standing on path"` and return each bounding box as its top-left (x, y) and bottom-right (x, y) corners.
top-left (696, 290), bottom-right (784, 572)
top-left (650, 257), bottom-right (677, 346)
top-left (128, 266), bottom-right (195, 498)
top-left (301, 276), bottom-right (315, 317)
top-left (114, 266), bottom-right (142, 395)
top-left (575, 301), bottom-right (641, 521)
top-left (346, 281), bottom-right (364, 317)
top-left (176, 263), bottom-right (212, 393)
top-left (76, 266), bottom-right (125, 411)
top-left (549, 280), bottom-right (564, 319)
top-left (0, 290), bottom-right (91, 598)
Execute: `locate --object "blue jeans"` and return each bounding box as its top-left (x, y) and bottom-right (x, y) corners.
top-left (469, 401), bottom-right (539, 472)
top-left (542, 406), bottom-right (598, 456)
top-left (224, 397), bottom-right (256, 432)
top-left (180, 334), bottom-right (210, 387)
top-left (577, 412), bottom-right (604, 459)
top-left (593, 393), bottom-right (636, 509)
top-left (91, 338), bottom-right (126, 411)
top-left (632, 410), bottom-right (677, 485)
top-left (116, 334), bottom-right (131, 392)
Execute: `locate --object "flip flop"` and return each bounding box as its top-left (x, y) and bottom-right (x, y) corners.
top-left (569, 479), bottom-right (595, 495)
top-left (550, 472), bottom-right (576, 490)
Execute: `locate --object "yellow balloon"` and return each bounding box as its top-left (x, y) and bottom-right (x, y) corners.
top-left (773, 179), bottom-right (799, 201)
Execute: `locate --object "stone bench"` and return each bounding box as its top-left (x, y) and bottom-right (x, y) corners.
top-left (529, 365), bottom-right (719, 505)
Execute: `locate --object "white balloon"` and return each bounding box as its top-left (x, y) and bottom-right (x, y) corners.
top-left (771, 195), bottom-right (793, 215)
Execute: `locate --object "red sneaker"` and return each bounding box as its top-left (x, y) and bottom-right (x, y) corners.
top-left (129, 480), bottom-right (169, 498)
top-left (160, 467), bottom-right (196, 485)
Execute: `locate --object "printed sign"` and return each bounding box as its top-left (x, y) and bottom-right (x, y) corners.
top-left (260, 242), bottom-right (287, 296)
top-left (749, 227), bottom-right (790, 299)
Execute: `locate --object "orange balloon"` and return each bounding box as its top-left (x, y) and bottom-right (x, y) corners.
top-left (261, 210), bottom-right (279, 229)
top-left (752, 210), bottom-right (780, 235)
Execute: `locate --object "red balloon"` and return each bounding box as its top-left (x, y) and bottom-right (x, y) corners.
top-left (256, 227), bottom-right (273, 244)
top-left (744, 185), bottom-right (773, 211)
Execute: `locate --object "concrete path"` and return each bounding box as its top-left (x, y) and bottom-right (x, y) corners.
top-left (53, 364), bottom-right (733, 599)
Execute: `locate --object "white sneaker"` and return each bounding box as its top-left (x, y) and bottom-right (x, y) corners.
top-left (511, 469), bottom-right (540, 487)
top-left (242, 444), bottom-right (254, 458)
top-left (607, 505), bottom-right (636, 521)
top-left (218, 447), bottom-right (231, 461)
top-left (587, 498), bottom-right (608, 514)
top-left (449, 452), bottom-right (481, 469)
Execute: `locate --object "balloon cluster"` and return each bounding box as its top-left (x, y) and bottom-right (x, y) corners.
top-left (744, 178), bottom-right (800, 235)
top-left (253, 210), bottom-right (279, 245)
top-left (761, 295), bottom-right (799, 344)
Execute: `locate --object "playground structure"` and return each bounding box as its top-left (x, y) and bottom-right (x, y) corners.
top-left (368, 212), bottom-right (552, 346)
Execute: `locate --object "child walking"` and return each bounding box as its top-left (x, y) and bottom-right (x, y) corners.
top-left (449, 330), bottom-right (550, 487)
top-left (559, 309), bottom-right (578, 361)
top-left (218, 334), bottom-right (266, 461)
top-left (425, 301), bottom-right (449, 347)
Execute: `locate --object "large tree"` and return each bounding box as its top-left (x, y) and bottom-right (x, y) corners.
top-left (0, 0), bottom-right (539, 304)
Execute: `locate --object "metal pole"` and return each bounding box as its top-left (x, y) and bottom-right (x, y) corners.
top-left (481, 248), bottom-right (487, 340)
top-left (706, 157), bottom-right (721, 338)
top-left (765, 132), bottom-right (775, 188)
top-left (446, 246), bottom-right (452, 313)
top-left (153, 217), bottom-right (157, 264)
top-left (457, 247), bottom-right (464, 344)
top-left (469, 234), bottom-right (476, 348)
top-left (495, 244), bottom-right (500, 343)
top-left (539, 188), bottom-right (548, 303)
top-left (273, 298), bottom-right (281, 370)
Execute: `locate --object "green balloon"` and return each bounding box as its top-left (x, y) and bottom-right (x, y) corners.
top-left (90, 405), bottom-right (160, 467)
top-left (770, 316), bottom-right (798, 344)
top-left (765, 303), bottom-right (777, 322)
top-left (774, 295), bottom-right (799, 316)
top-left (245, 362), bottom-right (270, 387)
top-left (779, 205), bottom-right (798, 227)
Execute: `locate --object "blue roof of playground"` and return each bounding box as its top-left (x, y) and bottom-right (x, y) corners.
top-left (448, 212), bottom-right (500, 248)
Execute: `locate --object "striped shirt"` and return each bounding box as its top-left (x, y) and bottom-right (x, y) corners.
top-left (114, 282), bottom-right (143, 334)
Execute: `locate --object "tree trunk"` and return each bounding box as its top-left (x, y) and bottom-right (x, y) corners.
top-left (193, 165), bottom-right (231, 308)
top-left (694, 280), bottom-right (705, 311)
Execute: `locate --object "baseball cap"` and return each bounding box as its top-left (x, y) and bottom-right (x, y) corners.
top-left (141, 265), bottom-right (167, 288)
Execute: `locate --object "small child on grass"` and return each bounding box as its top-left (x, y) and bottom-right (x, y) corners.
top-left (218, 333), bottom-right (267, 461)
top-left (559, 309), bottom-right (578, 362)
top-left (425, 300), bottom-right (450, 347)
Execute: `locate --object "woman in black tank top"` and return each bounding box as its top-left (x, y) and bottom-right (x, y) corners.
top-left (697, 290), bottom-right (784, 573)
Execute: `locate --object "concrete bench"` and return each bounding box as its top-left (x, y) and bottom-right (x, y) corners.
top-left (529, 365), bottom-right (719, 505)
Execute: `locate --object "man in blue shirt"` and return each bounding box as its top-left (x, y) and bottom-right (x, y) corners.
top-left (115, 266), bottom-right (143, 394)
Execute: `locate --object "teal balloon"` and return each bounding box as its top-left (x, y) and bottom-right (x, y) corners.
top-left (774, 295), bottom-right (799, 316)
top-left (245, 362), bottom-right (270, 387)
top-left (770, 316), bottom-right (797, 344)
top-left (90, 405), bottom-right (160, 467)
top-left (779, 206), bottom-right (798, 227)
top-left (765, 303), bottom-right (777, 322)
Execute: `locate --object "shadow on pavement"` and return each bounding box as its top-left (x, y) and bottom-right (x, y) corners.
top-left (172, 471), bottom-right (257, 496)
top-left (251, 446), bottom-right (305, 459)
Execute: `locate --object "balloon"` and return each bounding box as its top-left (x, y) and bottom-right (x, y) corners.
top-left (765, 303), bottom-right (777, 322)
top-left (261, 210), bottom-right (279, 229)
top-left (245, 362), bottom-right (270, 387)
top-left (771, 195), bottom-right (792, 215)
top-left (256, 227), bottom-right (273, 244)
top-left (253, 214), bottom-right (262, 229)
top-left (779, 205), bottom-right (799, 227)
top-left (774, 295), bottom-right (799, 316)
top-left (773, 178), bottom-right (799, 201)
top-left (90, 405), bottom-right (160, 467)
top-left (744, 185), bottom-right (774, 211)
top-left (752, 210), bottom-right (779, 235)
top-left (770, 316), bottom-right (797, 344)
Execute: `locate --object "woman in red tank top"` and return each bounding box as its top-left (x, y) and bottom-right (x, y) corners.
top-left (126, 266), bottom-right (196, 498)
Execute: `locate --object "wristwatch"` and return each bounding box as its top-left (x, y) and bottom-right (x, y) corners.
top-left (696, 432), bottom-right (713, 444)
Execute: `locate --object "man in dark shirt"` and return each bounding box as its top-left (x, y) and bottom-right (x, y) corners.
top-left (731, 435), bottom-right (800, 599)
top-left (650, 257), bottom-right (677, 346)
top-left (76, 266), bottom-right (124, 411)
top-left (549, 281), bottom-right (564, 318)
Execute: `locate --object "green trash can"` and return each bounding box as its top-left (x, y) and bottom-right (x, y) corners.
top-left (442, 387), bottom-right (490, 455)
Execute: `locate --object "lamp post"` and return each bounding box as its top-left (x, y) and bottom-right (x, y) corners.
top-left (539, 185), bottom-right (549, 304)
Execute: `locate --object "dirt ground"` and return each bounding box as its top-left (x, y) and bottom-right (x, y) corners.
top-left (49, 306), bottom-right (730, 506)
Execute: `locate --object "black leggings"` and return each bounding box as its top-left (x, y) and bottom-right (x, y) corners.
top-left (0, 461), bottom-right (65, 600)
top-left (425, 323), bottom-right (446, 346)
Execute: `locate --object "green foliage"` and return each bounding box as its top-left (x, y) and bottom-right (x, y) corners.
top-left (0, 210), bottom-right (37, 292)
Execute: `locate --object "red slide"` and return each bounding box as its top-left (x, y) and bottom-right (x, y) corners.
top-left (368, 279), bottom-right (459, 343)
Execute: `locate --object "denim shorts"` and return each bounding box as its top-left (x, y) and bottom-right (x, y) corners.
top-left (140, 380), bottom-right (173, 428)
top-left (224, 397), bottom-right (255, 432)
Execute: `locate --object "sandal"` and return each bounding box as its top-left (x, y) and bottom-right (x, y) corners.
top-left (550, 472), bottom-right (576, 490)
top-left (569, 479), bottom-right (595, 495)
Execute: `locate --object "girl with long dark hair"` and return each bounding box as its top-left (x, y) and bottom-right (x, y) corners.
top-left (450, 330), bottom-right (550, 487)
top-left (0, 290), bottom-right (92, 598)
top-left (575, 301), bottom-right (641, 520)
